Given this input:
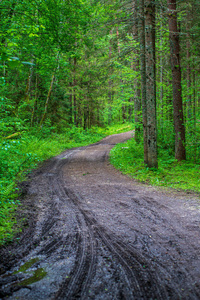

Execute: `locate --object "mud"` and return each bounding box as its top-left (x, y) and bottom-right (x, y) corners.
top-left (0, 131), bottom-right (200, 299)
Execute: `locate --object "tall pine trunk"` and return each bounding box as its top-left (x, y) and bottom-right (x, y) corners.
top-left (159, 7), bottom-right (164, 136)
top-left (145, 0), bottom-right (158, 168)
top-left (167, 0), bottom-right (186, 161)
top-left (133, 0), bottom-right (141, 144)
top-left (139, 0), bottom-right (148, 164)
top-left (186, 21), bottom-right (192, 121)
top-left (73, 57), bottom-right (77, 126)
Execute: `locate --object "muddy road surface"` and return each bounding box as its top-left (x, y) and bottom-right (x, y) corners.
top-left (0, 131), bottom-right (200, 299)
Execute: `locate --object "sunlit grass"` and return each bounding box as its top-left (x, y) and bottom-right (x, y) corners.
top-left (110, 138), bottom-right (200, 193)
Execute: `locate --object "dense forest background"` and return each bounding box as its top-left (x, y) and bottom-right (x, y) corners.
top-left (0, 0), bottom-right (200, 243)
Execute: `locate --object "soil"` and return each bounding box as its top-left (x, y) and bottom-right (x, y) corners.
top-left (0, 131), bottom-right (200, 300)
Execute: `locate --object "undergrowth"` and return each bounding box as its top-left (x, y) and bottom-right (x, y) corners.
top-left (0, 123), bottom-right (133, 245)
top-left (110, 137), bottom-right (200, 193)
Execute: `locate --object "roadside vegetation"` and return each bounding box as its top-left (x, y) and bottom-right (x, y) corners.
top-left (110, 124), bottom-right (200, 194)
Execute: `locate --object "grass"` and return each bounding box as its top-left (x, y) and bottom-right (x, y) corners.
top-left (0, 123), bottom-right (133, 245)
top-left (109, 138), bottom-right (200, 193)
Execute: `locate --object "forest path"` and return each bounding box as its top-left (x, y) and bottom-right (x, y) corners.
top-left (0, 131), bottom-right (200, 299)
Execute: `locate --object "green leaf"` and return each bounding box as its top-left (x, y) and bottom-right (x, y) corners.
top-left (7, 60), bottom-right (22, 69)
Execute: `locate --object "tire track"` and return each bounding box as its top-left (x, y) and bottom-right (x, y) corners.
top-left (63, 188), bottom-right (170, 299)
top-left (51, 162), bottom-right (97, 300)
top-left (59, 154), bottom-right (199, 299)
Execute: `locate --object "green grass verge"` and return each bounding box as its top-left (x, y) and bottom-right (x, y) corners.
top-left (110, 138), bottom-right (200, 193)
top-left (0, 123), bottom-right (133, 245)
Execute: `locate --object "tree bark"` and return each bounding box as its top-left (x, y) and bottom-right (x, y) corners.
top-left (25, 60), bottom-right (34, 103)
top-left (68, 81), bottom-right (73, 124)
top-left (133, 0), bottom-right (141, 144)
top-left (186, 21), bottom-right (192, 121)
top-left (31, 73), bottom-right (38, 126)
top-left (108, 29), bottom-right (113, 124)
top-left (39, 53), bottom-right (59, 128)
top-left (167, 0), bottom-right (186, 161)
top-left (117, 28), bottom-right (126, 123)
top-left (73, 56), bottom-right (77, 126)
top-left (159, 7), bottom-right (164, 136)
top-left (139, 0), bottom-right (148, 164)
top-left (39, 73), bottom-right (56, 128)
top-left (145, 0), bottom-right (158, 168)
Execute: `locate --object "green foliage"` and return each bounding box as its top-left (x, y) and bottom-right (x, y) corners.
top-left (110, 138), bottom-right (200, 193)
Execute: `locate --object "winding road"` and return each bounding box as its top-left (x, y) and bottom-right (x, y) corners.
top-left (0, 131), bottom-right (200, 299)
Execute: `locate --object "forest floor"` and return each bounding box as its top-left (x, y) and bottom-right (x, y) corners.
top-left (0, 131), bottom-right (200, 299)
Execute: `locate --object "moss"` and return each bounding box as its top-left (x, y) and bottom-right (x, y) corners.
top-left (13, 258), bottom-right (40, 274)
top-left (13, 258), bottom-right (47, 286)
top-left (17, 268), bottom-right (47, 286)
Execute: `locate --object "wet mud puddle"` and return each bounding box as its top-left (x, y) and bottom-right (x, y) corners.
top-left (0, 131), bottom-right (200, 299)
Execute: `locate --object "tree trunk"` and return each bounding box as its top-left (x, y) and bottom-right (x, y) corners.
top-left (167, 0), bottom-right (186, 161)
top-left (145, 0), bottom-right (158, 168)
top-left (73, 57), bottom-right (77, 126)
top-left (68, 81), bottom-right (73, 124)
top-left (108, 29), bottom-right (113, 124)
top-left (31, 74), bottom-right (38, 126)
top-left (192, 67), bottom-right (197, 161)
top-left (117, 28), bottom-right (126, 123)
top-left (25, 60), bottom-right (34, 103)
top-left (39, 53), bottom-right (59, 128)
top-left (68, 58), bottom-right (73, 124)
top-left (39, 73), bottom-right (55, 128)
top-left (139, 0), bottom-right (148, 164)
top-left (159, 7), bottom-right (164, 136)
top-left (133, 0), bottom-right (141, 144)
top-left (186, 22), bottom-right (192, 121)
top-left (116, 27), bottom-right (120, 55)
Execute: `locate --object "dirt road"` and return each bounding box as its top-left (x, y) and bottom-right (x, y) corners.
top-left (0, 131), bottom-right (200, 299)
